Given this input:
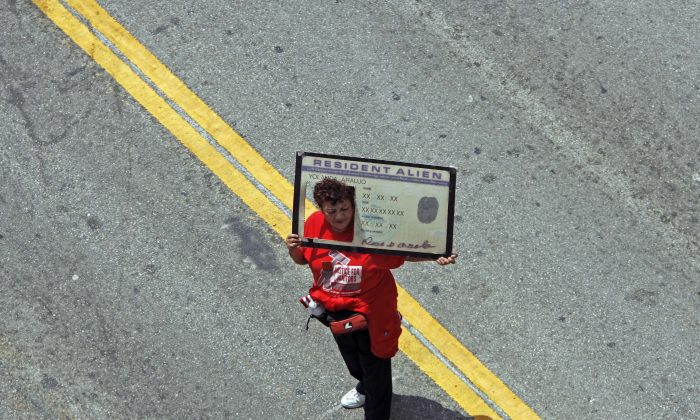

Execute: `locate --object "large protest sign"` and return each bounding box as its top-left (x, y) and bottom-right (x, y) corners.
top-left (292, 152), bottom-right (456, 258)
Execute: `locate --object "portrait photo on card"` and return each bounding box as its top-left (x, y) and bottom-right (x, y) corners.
top-left (292, 151), bottom-right (456, 259)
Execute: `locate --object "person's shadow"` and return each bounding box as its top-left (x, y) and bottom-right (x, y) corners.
top-left (390, 394), bottom-right (482, 419)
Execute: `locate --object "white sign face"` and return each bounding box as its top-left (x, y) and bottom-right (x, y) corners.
top-left (292, 152), bottom-right (456, 258)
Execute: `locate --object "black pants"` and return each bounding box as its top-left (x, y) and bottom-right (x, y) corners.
top-left (333, 329), bottom-right (392, 420)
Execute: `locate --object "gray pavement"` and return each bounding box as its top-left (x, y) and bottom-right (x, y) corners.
top-left (1, 0), bottom-right (698, 419)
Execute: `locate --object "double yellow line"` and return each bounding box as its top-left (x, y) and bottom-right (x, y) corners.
top-left (33, 1), bottom-right (539, 418)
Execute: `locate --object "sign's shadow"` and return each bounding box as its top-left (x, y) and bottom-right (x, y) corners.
top-left (391, 394), bottom-right (473, 419)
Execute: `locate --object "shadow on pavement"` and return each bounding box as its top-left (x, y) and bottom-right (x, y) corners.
top-left (391, 394), bottom-right (473, 419)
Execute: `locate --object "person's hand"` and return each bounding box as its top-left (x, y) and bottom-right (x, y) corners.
top-left (436, 253), bottom-right (458, 266)
top-left (285, 233), bottom-right (302, 251)
top-left (285, 233), bottom-right (308, 265)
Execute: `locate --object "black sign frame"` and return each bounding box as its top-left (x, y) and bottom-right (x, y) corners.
top-left (292, 151), bottom-right (456, 259)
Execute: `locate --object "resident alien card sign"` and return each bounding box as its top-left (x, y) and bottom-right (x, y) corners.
top-left (292, 151), bottom-right (456, 258)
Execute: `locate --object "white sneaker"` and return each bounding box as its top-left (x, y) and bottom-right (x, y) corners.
top-left (340, 387), bottom-right (365, 409)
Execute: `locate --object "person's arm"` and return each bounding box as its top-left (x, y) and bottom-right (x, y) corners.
top-left (405, 254), bottom-right (458, 265)
top-left (285, 233), bottom-right (308, 265)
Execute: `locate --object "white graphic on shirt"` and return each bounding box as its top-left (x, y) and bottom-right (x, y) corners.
top-left (329, 250), bottom-right (350, 266)
top-left (319, 250), bottom-right (362, 295)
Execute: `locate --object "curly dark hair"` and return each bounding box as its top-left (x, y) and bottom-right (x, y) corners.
top-left (313, 178), bottom-right (355, 208)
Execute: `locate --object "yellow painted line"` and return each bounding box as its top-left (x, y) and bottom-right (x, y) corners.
top-left (399, 327), bottom-right (499, 419)
top-left (34, 1), bottom-right (539, 418)
top-left (32, 0), bottom-right (290, 238)
top-left (65, 0), bottom-right (317, 220)
top-left (399, 288), bottom-right (540, 419)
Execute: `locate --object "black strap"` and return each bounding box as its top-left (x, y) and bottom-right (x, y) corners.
top-left (305, 313), bottom-right (330, 331)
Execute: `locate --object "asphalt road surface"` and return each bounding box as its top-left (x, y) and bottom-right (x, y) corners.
top-left (1, 0), bottom-right (698, 419)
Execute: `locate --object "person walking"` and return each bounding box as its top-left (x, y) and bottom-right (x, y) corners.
top-left (286, 178), bottom-right (457, 420)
